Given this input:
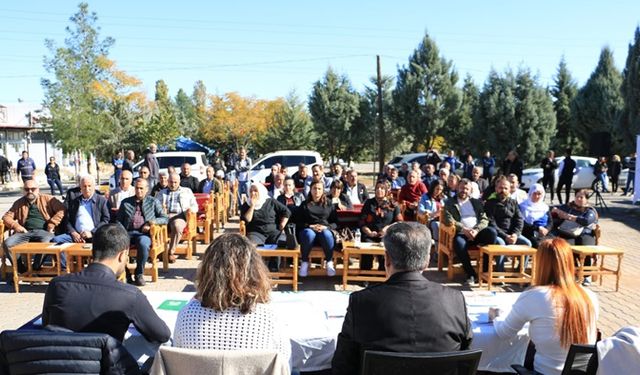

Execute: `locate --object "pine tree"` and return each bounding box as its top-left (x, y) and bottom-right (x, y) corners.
top-left (145, 80), bottom-right (180, 147)
top-left (550, 58), bottom-right (579, 153)
top-left (445, 74), bottom-right (479, 154)
top-left (175, 88), bottom-right (197, 137)
top-left (258, 92), bottom-right (316, 153)
top-left (392, 32), bottom-right (460, 150)
top-left (619, 27), bottom-right (640, 153)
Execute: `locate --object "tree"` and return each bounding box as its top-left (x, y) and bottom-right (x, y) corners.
top-left (445, 74), bottom-right (479, 154)
top-left (619, 27), bottom-right (640, 153)
top-left (144, 80), bottom-right (180, 148)
top-left (392, 32), bottom-right (460, 151)
top-left (308, 68), bottom-right (360, 163)
top-left (550, 57), bottom-right (580, 153)
top-left (175, 88), bottom-right (197, 138)
top-left (41, 2), bottom-right (115, 169)
top-left (192, 80), bottom-right (209, 142)
top-left (572, 47), bottom-right (624, 155)
top-left (257, 91), bottom-right (316, 154)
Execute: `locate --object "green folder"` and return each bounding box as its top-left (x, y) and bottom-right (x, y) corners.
top-left (157, 300), bottom-right (188, 311)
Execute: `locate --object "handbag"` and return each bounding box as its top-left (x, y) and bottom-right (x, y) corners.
top-left (331, 228), bottom-right (355, 252)
top-left (284, 223), bottom-right (298, 250)
top-left (558, 219), bottom-right (584, 238)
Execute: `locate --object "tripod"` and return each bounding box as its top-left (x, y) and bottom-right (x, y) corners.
top-left (590, 178), bottom-right (608, 212)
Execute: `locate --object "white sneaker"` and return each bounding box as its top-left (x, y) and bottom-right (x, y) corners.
top-left (299, 262), bottom-right (309, 277)
top-left (326, 261), bottom-right (336, 277)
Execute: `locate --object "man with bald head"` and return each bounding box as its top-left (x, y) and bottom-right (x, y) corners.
top-left (3, 179), bottom-right (65, 273)
top-left (117, 178), bottom-right (168, 286)
top-left (109, 170), bottom-right (135, 210)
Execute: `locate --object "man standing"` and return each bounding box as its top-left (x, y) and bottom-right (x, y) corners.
top-left (179, 163), bottom-right (199, 193)
top-left (122, 150), bottom-right (135, 173)
top-left (2, 179), bottom-right (65, 273)
top-left (481, 151), bottom-right (495, 180)
top-left (42, 224), bottom-right (170, 343)
top-left (387, 165), bottom-right (405, 189)
top-left (45, 157), bottom-right (64, 196)
top-left (502, 150), bottom-right (524, 182)
top-left (209, 149), bottom-right (226, 173)
top-left (462, 154), bottom-right (475, 180)
top-left (421, 164), bottom-right (438, 187)
top-left (623, 152), bottom-right (636, 196)
top-left (343, 169), bottom-right (368, 205)
top-left (0, 154), bottom-right (9, 184)
top-left (264, 163), bottom-right (281, 185)
top-left (144, 143), bottom-right (159, 188)
top-left (198, 166), bottom-right (222, 194)
top-left (112, 151), bottom-right (124, 188)
top-left (234, 147), bottom-right (252, 202)
top-left (444, 150), bottom-right (463, 171)
top-left (117, 179), bottom-right (168, 286)
top-left (16, 150), bottom-right (36, 182)
top-left (556, 149), bottom-right (576, 205)
top-left (109, 170), bottom-right (135, 210)
top-left (155, 173), bottom-right (197, 264)
top-left (332, 222), bottom-right (473, 375)
top-left (540, 150), bottom-right (558, 203)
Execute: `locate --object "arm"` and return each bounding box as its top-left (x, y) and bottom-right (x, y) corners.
top-left (132, 291), bottom-right (171, 343)
top-left (241, 202), bottom-right (254, 223)
top-left (331, 294), bottom-right (360, 375)
top-left (575, 207), bottom-right (598, 227)
top-left (474, 200), bottom-right (489, 231)
top-left (328, 205), bottom-right (338, 230)
top-left (360, 184), bottom-right (368, 203)
top-left (152, 199), bottom-right (169, 225)
top-left (94, 198), bottom-right (111, 231)
top-left (443, 203), bottom-right (463, 233)
top-left (509, 201), bottom-right (524, 235)
top-left (273, 199), bottom-right (291, 230)
top-left (494, 290), bottom-right (536, 340)
top-left (47, 197), bottom-right (66, 231)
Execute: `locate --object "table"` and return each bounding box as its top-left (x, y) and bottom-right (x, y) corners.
top-left (479, 245), bottom-right (538, 290)
top-left (572, 245), bottom-right (624, 291)
top-left (11, 242), bottom-right (64, 293)
top-left (256, 247), bottom-right (299, 292)
top-left (341, 242), bottom-right (386, 289)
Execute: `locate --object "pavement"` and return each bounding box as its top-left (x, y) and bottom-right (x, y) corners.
top-left (0, 184), bottom-right (639, 338)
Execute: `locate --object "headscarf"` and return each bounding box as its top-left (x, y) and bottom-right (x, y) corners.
top-left (519, 183), bottom-right (549, 225)
top-left (248, 182), bottom-right (269, 210)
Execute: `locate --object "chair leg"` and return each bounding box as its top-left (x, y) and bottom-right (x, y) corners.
top-left (203, 221), bottom-right (211, 244)
top-left (186, 239), bottom-right (193, 260)
top-left (162, 250), bottom-right (169, 272)
top-left (151, 258), bottom-right (158, 282)
top-left (447, 252), bottom-right (454, 281)
top-left (437, 248), bottom-right (444, 272)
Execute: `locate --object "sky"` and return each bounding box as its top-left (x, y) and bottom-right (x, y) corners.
top-left (1, 0), bottom-right (640, 105)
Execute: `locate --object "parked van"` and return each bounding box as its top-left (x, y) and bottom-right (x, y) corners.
top-left (109, 151), bottom-right (208, 189)
top-left (249, 150), bottom-right (323, 183)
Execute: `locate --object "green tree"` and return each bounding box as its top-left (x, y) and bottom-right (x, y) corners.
top-left (41, 2), bottom-right (114, 167)
top-left (308, 68), bottom-right (360, 163)
top-left (175, 88), bottom-right (197, 137)
top-left (392, 32), bottom-right (460, 150)
top-left (550, 57), bottom-right (580, 153)
top-left (145, 80), bottom-right (180, 147)
top-left (192, 80), bottom-right (209, 142)
top-left (619, 27), bottom-right (640, 153)
top-left (445, 74), bottom-right (479, 153)
top-left (572, 47), bottom-right (624, 154)
top-left (257, 91), bottom-right (316, 154)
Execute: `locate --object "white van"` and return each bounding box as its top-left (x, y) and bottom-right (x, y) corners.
top-left (109, 151), bottom-right (208, 189)
top-left (249, 150), bottom-right (323, 183)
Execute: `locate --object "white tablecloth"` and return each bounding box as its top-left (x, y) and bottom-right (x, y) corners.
top-left (127, 290), bottom-right (529, 373)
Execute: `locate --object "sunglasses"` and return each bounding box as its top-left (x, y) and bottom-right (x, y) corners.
top-left (24, 187), bottom-right (38, 192)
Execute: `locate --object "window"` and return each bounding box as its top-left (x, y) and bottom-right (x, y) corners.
top-left (283, 155), bottom-right (306, 166)
top-left (304, 155), bottom-right (318, 165)
top-left (253, 156), bottom-right (283, 170)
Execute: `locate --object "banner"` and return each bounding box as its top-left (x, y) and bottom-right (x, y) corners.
top-left (634, 135), bottom-right (639, 204)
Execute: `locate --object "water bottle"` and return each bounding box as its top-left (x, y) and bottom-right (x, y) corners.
top-left (354, 229), bottom-right (361, 246)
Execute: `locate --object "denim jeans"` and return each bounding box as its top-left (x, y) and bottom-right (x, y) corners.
top-left (47, 178), bottom-right (64, 195)
top-left (128, 231), bottom-right (151, 276)
top-left (453, 227), bottom-right (498, 278)
top-left (4, 229), bottom-right (56, 270)
top-left (299, 228), bottom-right (335, 262)
top-left (495, 234), bottom-right (533, 270)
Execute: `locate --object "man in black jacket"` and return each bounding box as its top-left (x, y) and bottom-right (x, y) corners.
top-left (179, 162), bottom-right (199, 193)
top-left (540, 150), bottom-right (558, 203)
top-left (332, 222), bottom-right (473, 375)
top-left (556, 149), bottom-right (577, 205)
top-left (42, 223), bottom-right (170, 344)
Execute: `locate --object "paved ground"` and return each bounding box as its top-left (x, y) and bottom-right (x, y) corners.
top-left (0, 184), bottom-right (638, 338)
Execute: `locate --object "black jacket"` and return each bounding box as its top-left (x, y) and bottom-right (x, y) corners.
top-left (332, 271), bottom-right (473, 375)
top-left (240, 198), bottom-right (291, 237)
top-left (42, 263), bottom-right (170, 344)
top-left (45, 162), bottom-right (61, 180)
top-left (179, 174), bottom-right (199, 193)
top-left (65, 193), bottom-right (111, 234)
top-left (484, 195), bottom-right (524, 238)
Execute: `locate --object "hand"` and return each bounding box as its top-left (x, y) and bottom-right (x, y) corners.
top-left (506, 234), bottom-right (517, 245)
top-left (368, 230), bottom-right (379, 238)
top-left (538, 227), bottom-right (549, 237)
top-left (16, 227), bottom-right (28, 234)
top-left (314, 224), bottom-right (326, 232)
top-left (141, 224), bottom-right (151, 233)
top-left (71, 232), bottom-right (85, 243)
top-left (462, 228), bottom-right (476, 240)
top-left (81, 231), bottom-right (93, 240)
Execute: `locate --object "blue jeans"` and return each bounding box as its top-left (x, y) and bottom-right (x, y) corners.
top-left (128, 231), bottom-right (151, 276)
top-left (597, 173), bottom-right (609, 192)
top-left (625, 173), bottom-right (635, 194)
top-left (496, 234), bottom-right (533, 270)
top-left (453, 227), bottom-right (498, 278)
top-left (299, 228), bottom-right (335, 262)
top-left (47, 178), bottom-right (64, 195)
top-left (3, 229), bottom-right (57, 270)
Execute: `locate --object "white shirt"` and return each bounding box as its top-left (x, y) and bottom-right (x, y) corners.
top-left (109, 186), bottom-right (135, 210)
top-left (511, 189), bottom-right (528, 205)
top-left (458, 198), bottom-right (477, 229)
top-left (494, 286), bottom-right (598, 375)
top-left (174, 299), bottom-right (291, 363)
top-left (345, 184), bottom-right (361, 205)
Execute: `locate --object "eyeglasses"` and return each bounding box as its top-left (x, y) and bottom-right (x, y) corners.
top-left (24, 187), bottom-right (38, 192)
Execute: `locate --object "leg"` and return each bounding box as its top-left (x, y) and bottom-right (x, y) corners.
top-left (429, 220), bottom-right (440, 264)
top-left (315, 229), bottom-right (335, 262)
top-left (3, 232), bottom-right (32, 272)
top-left (548, 176), bottom-right (555, 202)
top-left (55, 179), bottom-right (64, 195)
top-left (556, 181), bottom-right (564, 205)
top-left (299, 228), bottom-right (316, 262)
top-left (565, 182), bottom-right (572, 205)
top-left (26, 230), bottom-right (56, 270)
top-left (453, 234), bottom-right (476, 278)
top-left (168, 216), bottom-right (187, 256)
top-left (130, 232), bottom-right (151, 277)
top-left (516, 235), bottom-right (533, 269)
top-left (47, 179), bottom-right (56, 195)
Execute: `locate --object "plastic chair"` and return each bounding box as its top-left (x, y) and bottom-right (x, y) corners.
top-left (360, 349), bottom-right (482, 375)
top-left (511, 344), bottom-right (598, 375)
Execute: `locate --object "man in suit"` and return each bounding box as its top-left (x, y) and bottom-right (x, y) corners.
top-left (556, 149), bottom-right (577, 205)
top-left (342, 169), bottom-right (368, 205)
top-left (332, 222), bottom-right (473, 375)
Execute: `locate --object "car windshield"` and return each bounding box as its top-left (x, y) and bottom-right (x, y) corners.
top-left (389, 157), bottom-right (402, 164)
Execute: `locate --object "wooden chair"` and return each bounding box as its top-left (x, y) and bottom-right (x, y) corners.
top-left (194, 193), bottom-right (214, 244)
top-left (0, 222), bottom-right (11, 282)
top-left (127, 224), bottom-right (168, 282)
top-left (174, 211), bottom-right (198, 260)
top-left (213, 192), bottom-right (227, 233)
top-left (437, 211), bottom-right (479, 281)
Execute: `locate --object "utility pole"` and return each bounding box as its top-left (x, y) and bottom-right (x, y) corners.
top-left (376, 55), bottom-right (384, 174)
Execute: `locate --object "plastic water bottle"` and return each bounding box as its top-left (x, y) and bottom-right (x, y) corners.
top-left (354, 229), bottom-right (361, 246)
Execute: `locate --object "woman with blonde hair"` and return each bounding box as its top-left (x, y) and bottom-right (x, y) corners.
top-left (494, 238), bottom-right (598, 375)
top-left (609, 154), bottom-right (622, 193)
top-left (173, 234), bottom-right (290, 361)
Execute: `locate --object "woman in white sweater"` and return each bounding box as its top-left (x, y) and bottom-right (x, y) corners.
top-left (494, 238), bottom-right (598, 375)
top-left (173, 234), bottom-right (290, 362)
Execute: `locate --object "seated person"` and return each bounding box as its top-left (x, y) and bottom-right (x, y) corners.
top-left (484, 176), bottom-right (532, 271)
top-left (138, 165), bottom-right (152, 188)
top-left (519, 183), bottom-right (552, 249)
top-left (241, 183), bottom-right (290, 246)
top-left (303, 164), bottom-right (332, 196)
top-left (328, 179), bottom-right (353, 210)
top-left (179, 162), bottom-right (199, 193)
top-left (291, 163), bottom-right (309, 189)
top-left (42, 223), bottom-right (170, 344)
top-left (173, 234), bottom-right (290, 364)
top-left (398, 170), bottom-right (428, 221)
top-left (444, 179), bottom-right (498, 285)
top-left (298, 181), bottom-right (338, 277)
top-left (155, 173), bottom-right (198, 263)
top-left (446, 173), bottom-right (460, 200)
top-left (387, 165), bottom-right (405, 189)
top-left (51, 175), bottom-right (110, 254)
top-left (494, 238), bottom-right (598, 375)
top-left (264, 163), bottom-right (282, 185)
top-left (2, 179), bottom-right (65, 273)
top-left (109, 170), bottom-right (135, 210)
top-left (277, 177), bottom-right (304, 223)
top-left (117, 178), bottom-right (168, 286)
top-left (268, 173), bottom-right (286, 199)
top-left (198, 166), bottom-right (223, 194)
top-left (471, 166), bottom-right (489, 194)
top-left (331, 162), bottom-right (346, 185)
top-left (421, 163), bottom-right (438, 187)
top-left (550, 188), bottom-right (598, 285)
top-left (342, 169), bottom-right (368, 206)
top-left (508, 173), bottom-right (528, 204)
top-left (418, 179), bottom-right (447, 261)
top-left (151, 171), bottom-right (169, 196)
top-left (359, 180), bottom-right (401, 270)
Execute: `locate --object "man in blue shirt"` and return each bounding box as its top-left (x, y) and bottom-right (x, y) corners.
top-left (16, 150), bottom-right (36, 182)
top-left (112, 151), bottom-right (124, 188)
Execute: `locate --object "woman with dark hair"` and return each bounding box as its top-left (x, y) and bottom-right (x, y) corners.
top-left (494, 238), bottom-right (598, 375)
top-left (359, 180), bottom-right (402, 270)
top-left (328, 179), bottom-right (352, 210)
top-left (298, 180), bottom-right (338, 277)
top-left (173, 234), bottom-right (290, 361)
top-left (418, 179), bottom-right (447, 261)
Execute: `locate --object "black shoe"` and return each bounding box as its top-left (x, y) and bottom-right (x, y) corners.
top-left (126, 273), bottom-right (135, 284)
top-left (134, 274), bottom-right (146, 287)
top-left (17, 261), bottom-right (27, 274)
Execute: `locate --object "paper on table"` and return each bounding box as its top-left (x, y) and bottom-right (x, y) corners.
top-left (505, 244), bottom-right (532, 250)
top-left (47, 243), bottom-right (74, 249)
top-left (258, 244), bottom-right (278, 250)
top-left (356, 242), bottom-right (382, 249)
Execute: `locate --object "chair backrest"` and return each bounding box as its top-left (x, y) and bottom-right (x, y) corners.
top-left (360, 349), bottom-right (482, 375)
top-left (0, 327), bottom-right (140, 375)
top-left (149, 347), bottom-right (289, 375)
top-left (561, 344), bottom-right (598, 375)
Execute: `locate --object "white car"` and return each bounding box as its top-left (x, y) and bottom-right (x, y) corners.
top-left (109, 151), bottom-right (208, 189)
top-left (249, 150), bottom-right (323, 183)
top-left (521, 156), bottom-right (599, 191)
